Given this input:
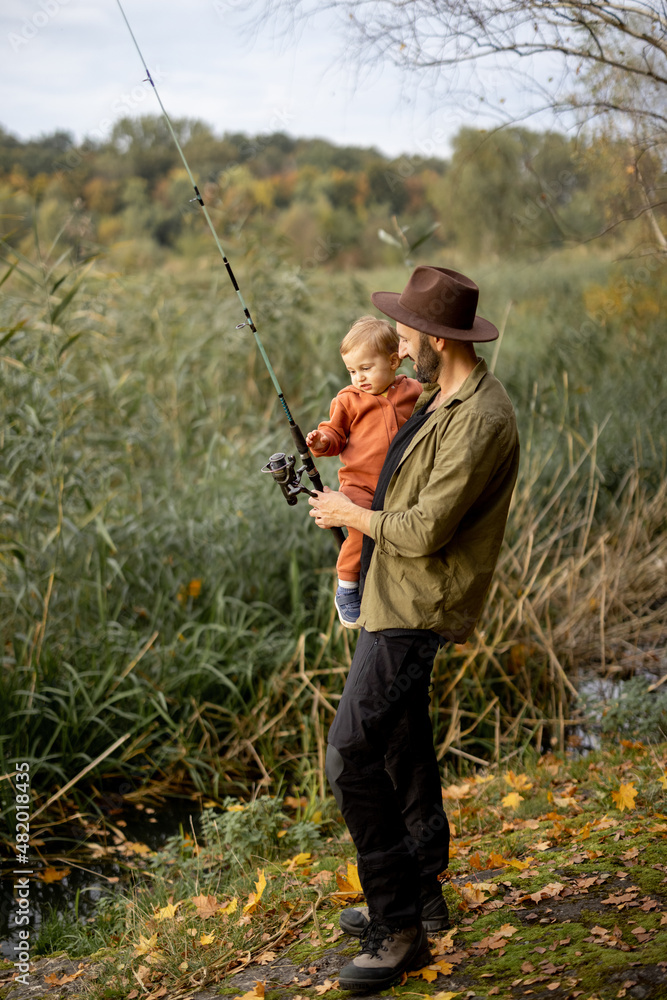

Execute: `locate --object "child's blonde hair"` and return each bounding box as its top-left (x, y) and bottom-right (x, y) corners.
top-left (340, 315), bottom-right (398, 358)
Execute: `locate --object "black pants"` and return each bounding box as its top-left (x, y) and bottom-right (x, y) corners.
top-left (326, 629), bottom-right (450, 927)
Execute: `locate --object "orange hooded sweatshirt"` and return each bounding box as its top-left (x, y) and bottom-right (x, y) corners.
top-left (310, 374), bottom-right (423, 493)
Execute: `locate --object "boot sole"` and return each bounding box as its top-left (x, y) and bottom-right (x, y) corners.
top-left (338, 946), bottom-right (432, 991)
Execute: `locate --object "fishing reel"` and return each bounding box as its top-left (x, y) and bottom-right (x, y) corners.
top-left (260, 425), bottom-right (345, 549)
top-left (261, 452), bottom-right (316, 506)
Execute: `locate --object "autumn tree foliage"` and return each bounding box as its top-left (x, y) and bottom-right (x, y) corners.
top-left (0, 116), bottom-right (663, 265)
top-left (247, 0), bottom-right (667, 249)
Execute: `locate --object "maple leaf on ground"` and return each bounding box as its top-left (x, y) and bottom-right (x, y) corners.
top-left (220, 897), bottom-right (238, 916)
top-left (155, 900), bottom-right (181, 921)
top-left (501, 791), bottom-right (524, 809)
top-left (199, 932), bottom-right (216, 945)
top-left (334, 863), bottom-right (363, 898)
top-left (507, 856), bottom-right (534, 870)
top-left (552, 794), bottom-right (580, 809)
top-left (409, 958), bottom-right (454, 981)
top-left (133, 933), bottom-right (158, 957)
top-left (611, 782), bottom-right (638, 812)
top-left (487, 851), bottom-right (508, 868)
top-left (433, 992), bottom-right (461, 1000)
top-left (524, 882), bottom-right (566, 904)
top-left (39, 867), bottom-right (71, 883)
top-left (593, 814), bottom-right (619, 830)
top-left (123, 841), bottom-right (153, 856)
top-left (431, 927), bottom-right (458, 953)
top-left (43, 967), bottom-right (86, 986)
top-left (191, 893), bottom-right (219, 919)
top-left (504, 770), bottom-right (533, 792)
top-left (243, 870), bottom-right (267, 914)
top-left (233, 982), bottom-right (265, 1000)
top-left (495, 923), bottom-right (520, 938)
top-left (442, 782), bottom-right (473, 800)
top-left (134, 965), bottom-right (152, 987)
top-left (283, 852), bottom-right (312, 869)
top-left (314, 978), bottom-right (338, 994)
top-left (602, 892), bottom-right (639, 905)
top-left (308, 870), bottom-right (334, 887)
top-left (408, 965), bottom-right (438, 982)
top-left (459, 883), bottom-right (489, 908)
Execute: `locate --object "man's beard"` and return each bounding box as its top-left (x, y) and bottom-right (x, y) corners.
top-left (414, 335), bottom-right (441, 383)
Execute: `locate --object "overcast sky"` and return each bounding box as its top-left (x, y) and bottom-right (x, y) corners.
top-left (1, 0), bottom-right (560, 159)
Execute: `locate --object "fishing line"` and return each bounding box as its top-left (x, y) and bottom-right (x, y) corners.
top-left (114, 0), bottom-right (289, 415)
top-left (114, 0), bottom-right (344, 548)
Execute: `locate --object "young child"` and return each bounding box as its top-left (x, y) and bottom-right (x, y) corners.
top-left (306, 316), bottom-right (423, 627)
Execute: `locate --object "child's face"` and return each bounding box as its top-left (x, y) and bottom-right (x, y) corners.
top-left (341, 347), bottom-right (400, 395)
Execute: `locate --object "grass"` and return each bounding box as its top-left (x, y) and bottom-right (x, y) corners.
top-left (4, 739), bottom-right (664, 1000)
top-left (0, 221), bottom-right (666, 837)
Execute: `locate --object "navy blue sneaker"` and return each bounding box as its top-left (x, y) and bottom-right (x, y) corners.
top-left (335, 586), bottom-right (361, 629)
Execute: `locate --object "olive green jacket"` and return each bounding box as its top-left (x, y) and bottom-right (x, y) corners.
top-left (358, 359), bottom-right (519, 640)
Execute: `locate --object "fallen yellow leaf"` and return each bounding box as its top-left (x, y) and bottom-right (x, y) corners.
top-left (199, 932), bottom-right (215, 945)
top-left (124, 841), bottom-right (153, 856)
top-left (504, 771), bottom-right (533, 792)
top-left (243, 870), bottom-right (267, 914)
top-left (345, 863), bottom-right (362, 891)
top-left (233, 983), bottom-right (265, 1000)
top-left (658, 774), bottom-right (667, 790)
top-left (408, 965), bottom-right (438, 982)
top-left (459, 883), bottom-right (488, 907)
top-left (433, 992), bottom-right (461, 1000)
top-left (283, 852), bottom-right (312, 869)
top-left (502, 791), bottom-right (524, 809)
top-left (442, 782), bottom-right (473, 800)
top-left (507, 856), bottom-right (534, 870)
top-left (133, 933), bottom-right (158, 957)
top-left (611, 782), bottom-right (638, 812)
top-left (432, 927), bottom-right (458, 953)
top-left (495, 923), bottom-right (519, 938)
top-left (335, 862), bottom-right (363, 897)
top-left (43, 969), bottom-right (85, 985)
top-left (156, 901), bottom-right (181, 921)
top-left (220, 897), bottom-right (238, 916)
top-left (314, 979), bottom-right (337, 994)
top-left (39, 867), bottom-right (71, 883)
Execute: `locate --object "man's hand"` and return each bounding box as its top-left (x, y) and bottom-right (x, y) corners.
top-left (308, 487), bottom-right (374, 537)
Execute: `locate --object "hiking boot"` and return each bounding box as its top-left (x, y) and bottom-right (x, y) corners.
top-left (340, 892), bottom-right (450, 937)
top-left (334, 586), bottom-right (361, 629)
top-left (338, 919), bottom-right (432, 991)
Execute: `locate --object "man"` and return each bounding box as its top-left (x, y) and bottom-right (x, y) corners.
top-left (308, 265), bottom-right (520, 991)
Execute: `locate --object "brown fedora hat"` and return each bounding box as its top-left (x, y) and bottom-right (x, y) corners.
top-left (371, 265), bottom-right (498, 342)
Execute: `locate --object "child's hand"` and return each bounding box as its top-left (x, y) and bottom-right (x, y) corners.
top-left (306, 429), bottom-right (327, 450)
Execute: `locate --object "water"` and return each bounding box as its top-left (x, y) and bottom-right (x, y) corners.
top-left (1, 799), bottom-right (198, 960)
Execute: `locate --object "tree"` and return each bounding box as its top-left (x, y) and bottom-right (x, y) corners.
top-left (250, 0), bottom-right (667, 247)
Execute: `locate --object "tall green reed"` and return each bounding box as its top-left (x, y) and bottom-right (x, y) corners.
top-left (1, 223), bottom-right (665, 823)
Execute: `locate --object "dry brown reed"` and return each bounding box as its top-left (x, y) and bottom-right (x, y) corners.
top-left (219, 440), bottom-right (666, 788)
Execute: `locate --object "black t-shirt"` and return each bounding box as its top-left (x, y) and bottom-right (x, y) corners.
top-left (359, 398), bottom-right (434, 595)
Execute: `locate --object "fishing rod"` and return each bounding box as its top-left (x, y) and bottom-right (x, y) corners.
top-left (115, 0), bottom-right (344, 550)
